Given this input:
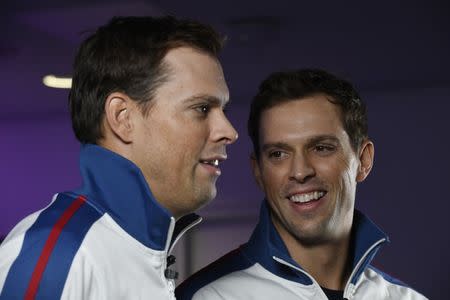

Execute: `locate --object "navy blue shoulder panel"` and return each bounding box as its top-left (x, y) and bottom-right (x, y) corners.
top-left (0, 193), bottom-right (102, 300)
top-left (176, 247), bottom-right (253, 300)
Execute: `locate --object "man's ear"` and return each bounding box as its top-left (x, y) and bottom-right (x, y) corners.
top-left (250, 153), bottom-right (264, 190)
top-left (356, 140), bottom-right (375, 182)
top-left (104, 92), bottom-right (134, 144)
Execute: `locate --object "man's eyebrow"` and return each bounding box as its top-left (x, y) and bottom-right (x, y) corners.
top-left (306, 135), bottom-right (340, 146)
top-left (261, 142), bottom-right (293, 152)
top-left (261, 135), bottom-right (340, 152)
top-left (183, 94), bottom-right (230, 107)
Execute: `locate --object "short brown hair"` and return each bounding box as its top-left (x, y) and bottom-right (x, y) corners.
top-left (69, 16), bottom-right (225, 144)
top-left (248, 69), bottom-right (368, 158)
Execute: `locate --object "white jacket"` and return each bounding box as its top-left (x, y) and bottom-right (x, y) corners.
top-left (176, 202), bottom-right (428, 300)
top-left (0, 144), bottom-right (200, 299)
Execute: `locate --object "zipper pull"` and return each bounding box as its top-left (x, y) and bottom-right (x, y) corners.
top-left (165, 255), bottom-right (178, 279)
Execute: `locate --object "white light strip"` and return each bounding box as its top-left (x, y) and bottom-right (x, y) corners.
top-left (42, 75), bottom-right (72, 89)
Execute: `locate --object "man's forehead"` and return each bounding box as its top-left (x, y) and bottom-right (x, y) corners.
top-left (259, 97), bottom-right (349, 143)
top-left (262, 97), bottom-right (342, 126)
top-left (163, 47), bottom-right (221, 73)
top-left (162, 47), bottom-right (227, 85)
top-left (148, 46), bottom-right (229, 108)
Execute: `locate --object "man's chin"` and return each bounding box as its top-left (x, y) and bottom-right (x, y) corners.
top-left (189, 185), bottom-right (217, 212)
top-left (276, 216), bottom-right (325, 244)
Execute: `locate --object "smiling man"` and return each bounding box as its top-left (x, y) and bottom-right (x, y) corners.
top-left (0, 16), bottom-right (237, 299)
top-left (176, 69), bottom-right (427, 300)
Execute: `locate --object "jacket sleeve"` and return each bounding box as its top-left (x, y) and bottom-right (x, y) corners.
top-left (60, 247), bottom-right (105, 300)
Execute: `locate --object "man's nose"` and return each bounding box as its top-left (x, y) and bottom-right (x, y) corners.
top-left (289, 152), bottom-right (315, 183)
top-left (212, 112), bottom-right (238, 145)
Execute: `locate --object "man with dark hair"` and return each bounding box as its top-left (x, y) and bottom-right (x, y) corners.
top-left (0, 16), bottom-right (237, 299)
top-left (176, 69), bottom-right (427, 300)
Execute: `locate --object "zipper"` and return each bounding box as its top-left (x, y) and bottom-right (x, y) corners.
top-left (273, 237), bottom-right (387, 300)
top-left (163, 216), bottom-right (202, 298)
top-left (168, 216), bottom-right (202, 255)
top-left (164, 217), bottom-right (176, 254)
top-left (163, 217), bottom-right (177, 299)
top-left (343, 238), bottom-right (386, 299)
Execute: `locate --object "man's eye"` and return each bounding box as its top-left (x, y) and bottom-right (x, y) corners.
top-left (196, 104), bottom-right (210, 114)
top-left (269, 151), bottom-right (286, 159)
top-left (314, 145), bottom-right (335, 153)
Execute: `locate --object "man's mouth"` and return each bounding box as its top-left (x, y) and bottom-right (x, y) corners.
top-left (199, 159), bottom-right (219, 167)
top-left (288, 191), bottom-right (326, 204)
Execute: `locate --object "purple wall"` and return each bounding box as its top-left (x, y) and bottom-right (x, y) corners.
top-left (1, 2), bottom-right (449, 297)
top-left (1, 113), bottom-right (80, 233)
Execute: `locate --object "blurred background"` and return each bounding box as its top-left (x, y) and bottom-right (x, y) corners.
top-left (1, 1), bottom-right (449, 298)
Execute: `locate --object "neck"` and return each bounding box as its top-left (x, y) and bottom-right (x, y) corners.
top-left (275, 222), bottom-right (352, 290)
top-left (98, 139), bottom-right (182, 218)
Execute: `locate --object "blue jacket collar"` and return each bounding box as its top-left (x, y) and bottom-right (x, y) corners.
top-left (243, 200), bottom-right (389, 285)
top-left (73, 144), bottom-right (199, 251)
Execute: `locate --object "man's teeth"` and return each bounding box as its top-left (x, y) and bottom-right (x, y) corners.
top-left (201, 159), bottom-right (219, 167)
top-left (289, 191), bottom-right (325, 203)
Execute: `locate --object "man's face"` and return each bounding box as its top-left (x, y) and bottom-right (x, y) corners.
top-left (252, 94), bottom-right (372, 245)
top-left (131, 47), bottom-right (237, 218)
